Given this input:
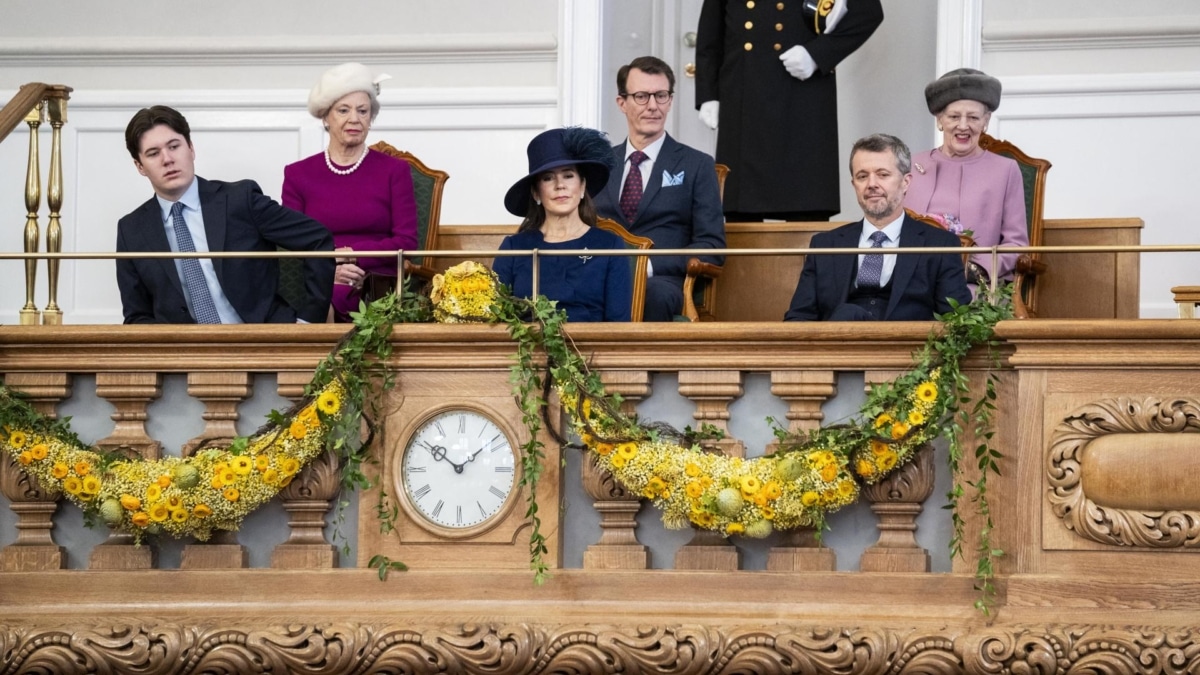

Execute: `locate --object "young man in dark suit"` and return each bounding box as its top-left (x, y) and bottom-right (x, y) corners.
top-left (592, 56), bottom-right (726, 322)
top-left (784, 134), bottom-right (971, 321)
top-left (116, 105), bottom-right (334, 324)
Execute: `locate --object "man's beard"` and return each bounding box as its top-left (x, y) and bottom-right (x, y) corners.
top-left (860, 193), bottom-right (899, 221)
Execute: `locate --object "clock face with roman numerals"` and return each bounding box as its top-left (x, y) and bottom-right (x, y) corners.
top-left (401, 409), bottom-right (517, 531)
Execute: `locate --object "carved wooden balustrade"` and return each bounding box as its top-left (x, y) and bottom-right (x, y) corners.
top-left (2, 320), bottom-right (1200, 674)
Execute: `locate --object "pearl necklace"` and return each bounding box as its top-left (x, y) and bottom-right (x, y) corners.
top-left (325, 147), bottom-right (367, 176)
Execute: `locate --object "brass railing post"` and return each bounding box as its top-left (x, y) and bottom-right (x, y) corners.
top-left (42, 92), bottom-right (68, 325)
top-left (20, 102), bottom-right (43, 325)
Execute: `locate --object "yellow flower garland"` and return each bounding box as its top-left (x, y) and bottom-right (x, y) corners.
top-left (0, 381), bottom-right (345, 542)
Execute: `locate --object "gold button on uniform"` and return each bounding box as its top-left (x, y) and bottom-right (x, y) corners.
top-left (775, 23), bottom-right (783, 31)
top-left (744, 42), bottom-right (754, 51)
top-left (774, 43), bottom-right (782, 50)
top-left (745, 20), bottom-right (753, 29)
top-left (747, 0), bottom-right (755, 7)
top-left (777, 2), bottom-right (785, 9)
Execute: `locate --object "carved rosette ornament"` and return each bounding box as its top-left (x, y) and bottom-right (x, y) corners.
top-left (1047, 397), bottom-right (1200, 548)
top-left (1, 621), bottom-right (1198, 674)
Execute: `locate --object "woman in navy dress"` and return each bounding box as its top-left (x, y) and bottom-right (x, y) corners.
top-left (495, 128), bottom-right (632, 322)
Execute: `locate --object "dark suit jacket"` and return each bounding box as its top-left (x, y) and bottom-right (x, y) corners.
top-left (592, 133), bottom-right (726, 278)
top-left (784, 216), bottom-right (972, 321)
top-left (116, 177), bottom-right (335, 324)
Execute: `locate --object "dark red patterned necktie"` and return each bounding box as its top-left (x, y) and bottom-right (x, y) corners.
top-left (619, 150), bottom-right (648, 222)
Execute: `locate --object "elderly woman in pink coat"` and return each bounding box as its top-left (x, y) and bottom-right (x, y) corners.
top-left (904, 68), bottom-right (1028, 289)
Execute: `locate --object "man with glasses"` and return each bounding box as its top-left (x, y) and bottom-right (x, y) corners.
top-left (594, 56), bottom-right (726, 322)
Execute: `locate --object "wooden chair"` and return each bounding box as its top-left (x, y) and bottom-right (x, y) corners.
top-left (368, 141), bottom-right (450, 291)
top-left (680, 162), bottom-right (729, 321)
top-left (596, 218), bottom-right (653, 322)
top-left (979, 133), bottom-right (1051, 318)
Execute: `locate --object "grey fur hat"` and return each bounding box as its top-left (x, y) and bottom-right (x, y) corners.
top-left (924, 68), bottom-right (1002, 114)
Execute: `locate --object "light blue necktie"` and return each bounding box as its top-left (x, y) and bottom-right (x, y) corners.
top-left (857, 230), bottom-right (889, 288)
top-left (170, 202), bottom-right (222, 324)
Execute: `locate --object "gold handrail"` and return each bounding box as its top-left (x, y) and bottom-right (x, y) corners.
top-left (2, 83), bottom-right (73, 325)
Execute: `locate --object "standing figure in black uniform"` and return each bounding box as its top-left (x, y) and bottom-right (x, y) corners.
top-left (696, 0), bottom-right (884, 222)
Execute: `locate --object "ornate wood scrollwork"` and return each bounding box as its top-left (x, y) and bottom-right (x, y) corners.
top-left (2, 621), bottom-right (1198, 674)
top-left (1047, 397), bottom-right (1200, 548)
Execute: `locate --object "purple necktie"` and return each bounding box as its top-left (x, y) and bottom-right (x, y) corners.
top-left (619, 150), bottom-right (648, 222)
top-left (171, 201), bottom-right (222, 324)
top-left (857, 231), bottom-right (889, 288)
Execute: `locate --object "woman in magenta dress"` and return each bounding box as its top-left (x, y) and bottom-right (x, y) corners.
top-left (283, 62), bottom-right (418, 321)
top-left (904, 68), bottom-right (1029, 290)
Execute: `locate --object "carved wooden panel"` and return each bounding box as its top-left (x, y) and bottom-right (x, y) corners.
top-left (1047, 397), bottom-right (1200, 549)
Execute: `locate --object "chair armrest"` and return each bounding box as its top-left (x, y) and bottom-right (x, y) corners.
top-left (686, 258), bottom-right (723, 279)
top-left (1015, 254), bottom-right (1047, 276)
top-left (404, 260), bottom-right (438, 282)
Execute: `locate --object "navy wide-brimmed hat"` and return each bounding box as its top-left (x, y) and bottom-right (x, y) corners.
top-left (504, 127), bottom-right (614, 217)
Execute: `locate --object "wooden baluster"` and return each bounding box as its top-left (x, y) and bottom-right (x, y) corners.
top-left (89, 372), bottom-right (162, 570)
top-left (41, 91), bottom-right (68, 325)
top-left (1, 373), bottom-right (71, 571)
top-left (270, 371), bottom-right (339, 569)
top-left (581, 370), bottom-right (651, 569)
top-left (859, 370), bottom-right (935, 572)
top-left (766, 370), bottom-right (838, 571)
top-left (674, 370), bottom-right (744, 570)
top-left (180, 372), bottom-right (252, 570)
top-left (19, 102), bottom-right (42, 326)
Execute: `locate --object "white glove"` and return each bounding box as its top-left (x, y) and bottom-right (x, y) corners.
top-left (825, 0), bottom-right (848, 34)
top-left (698, 101), bottom-right (720, 130)
top-left (780, 45), bottom-right (818, 81)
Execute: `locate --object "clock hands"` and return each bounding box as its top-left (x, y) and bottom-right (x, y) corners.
top-left (421, 440), bottom-right (481, 474)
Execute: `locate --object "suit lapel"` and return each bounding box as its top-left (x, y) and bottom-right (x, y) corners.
top-left (831, 224), bottom-right (860, 305)
top-left (136, 199), bottom-right (186, 298)
top-left (886, 216), bottom-right (922, 319)
top-left (198, 178), bottom-right (228, 281)
top-left (608, 143), bottom-right (629, 224)
top-left (635, 134), bottom-right (675, 221)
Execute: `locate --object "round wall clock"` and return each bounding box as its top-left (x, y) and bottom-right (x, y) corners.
top-left (400, 408), bottom-right (517, 535)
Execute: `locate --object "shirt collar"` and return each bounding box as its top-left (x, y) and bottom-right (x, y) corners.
top-left (861, 211), bottom-right (906, 244)
top-left (626, 134), bottom-right (666, 164)
top-left (156, 177), bottom-right (201, 223)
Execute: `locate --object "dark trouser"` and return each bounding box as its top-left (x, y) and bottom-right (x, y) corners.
top-left (643, 275), bottom-right (685, 322)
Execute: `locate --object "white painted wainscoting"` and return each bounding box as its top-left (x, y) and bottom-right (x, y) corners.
top-left (0, 87), bottom-right (557, 325)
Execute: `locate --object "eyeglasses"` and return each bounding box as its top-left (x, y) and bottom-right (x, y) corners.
top-left (622, 90), bottom-right (673, 105)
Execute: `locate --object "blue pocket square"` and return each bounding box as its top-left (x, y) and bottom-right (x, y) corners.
top-left (662, 170), bottom-right (685, 187)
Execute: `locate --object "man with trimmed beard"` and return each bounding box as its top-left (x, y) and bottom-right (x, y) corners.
top-left (784, 134), bottom-right (970, 321)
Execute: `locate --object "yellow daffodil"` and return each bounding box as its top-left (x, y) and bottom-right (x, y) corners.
top-left (210, 475), bottom-right (225, 489)
top-left (684, 462), bottom-right (701, 477)
top-left (29, 443), bottom-right (48, 461)
top-left (193, 504), bottom-right (213, 518)
top-left (820, 463), bottom-right (838, 482)
top-left (213, 462), bottom-right (229, 474)
top-left (595, 442), bottom-right (614, 456)
top-left (289, 420), bottom-right (307, 440)
top-left (752, 493), bottom-right (767, 507)
top-left (131, 511), bottom-right (150, 527)
top-left (616, 442), bottom-right (638, 460)
top-left (317, 390), bottom-right (341, 415)
top-left (870, 439), bottom-right (889, 456)
top-left (761, 505), bottom-right (776, 520)
top-left (120, 495), bottom-right (142, 511)
top-left (725, 522), bottom-right (745, 535)
top-left (148, 503), bottom-right (169, 522)
top-left (16, 451), bottom-right (31, 466)
top-left (685, 481), bottom-right (704, 499)
top-left (647, 477), bottom-right (667, 494)
top-left (146, 484), bottom-right (162, 503)
top-left (764, 481), bottom-right (782, 500)
top-left (692, 512), bottom-right (715, 527)
top-left (739, 475), bottom-right (761, 496)
top-left (581, 398), bottom-right (592, 419)
top-left (801, 491), bottom-right (819, 507)
top-left (907, 410), bottom-right (926, 426)
top-left (223, 487), bottom-right (240, 502)
top-left (837, 480), bottom-right (856, 498)
top-left (74, 461), bottom-right (92, 476)
top-left (580, 433), bottom-right (594, 447)
top-left (278, 473), bottom-right (294, 488)
top-left (873, 413), bottom-right (893, 429)
top-left (262, 468), bottom-right (280, 485)
top-left (916, 381), bottom-right (938, 403)
top-left (51, 462), bottom-right (70, 479)
top-left (856, 459), bottom-right (876, 477)
top-left (879, 452), bottom-right (898, 471)
top-left (219, 469), bottom-right (237, 485)
top-left (610, 455), bottom-right (628, 469)
top-left (299, 406), bottom-right (318, 425)
top-left (891, 421), bottom-right (910, 440)
top-left (254, 455), bottom-right (270, 472)
top-left (9, 431), bottom-right (28, 449)
top-left (166, 495), bottom-right (183, 510)
top-left (170, 508), bottom-right (189, 523)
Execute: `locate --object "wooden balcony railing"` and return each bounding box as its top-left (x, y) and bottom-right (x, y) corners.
top-left (3, 319), bottom-right (1200, 673)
